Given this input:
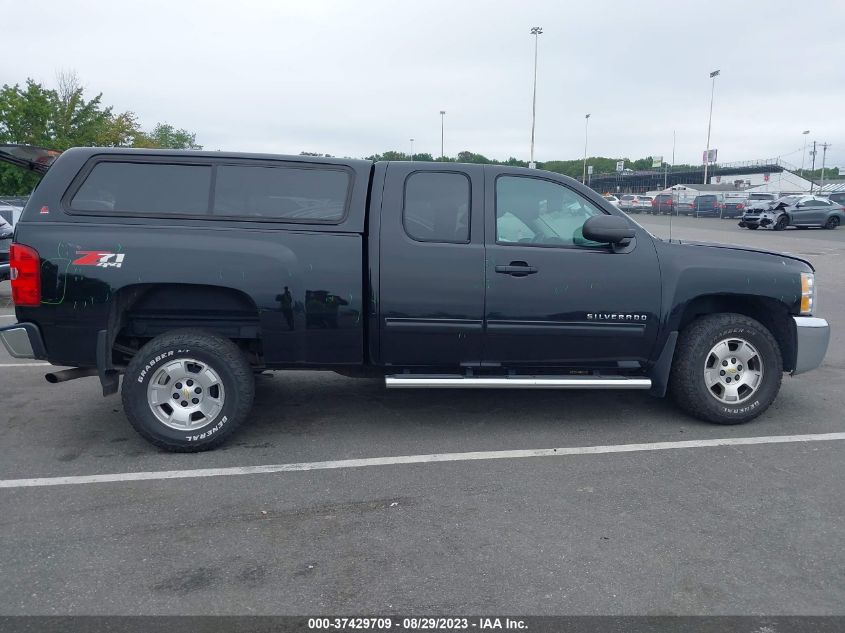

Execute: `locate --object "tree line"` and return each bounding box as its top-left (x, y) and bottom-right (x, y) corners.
top-left (8, 73), bottom-right (831, 196)
top-left (0, 72), bottom-right (200, 194)
top-left (355, 151), bottom-right (696, 181)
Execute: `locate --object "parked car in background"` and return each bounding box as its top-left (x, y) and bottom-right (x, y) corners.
top-left (618, 194), bottom-right (637, 211)
top-left (826, 192), bottom-right (845, 206)
top-left (717, 192), bottom-right (748, 218)
top-left (0, 216), bottom-right (13, 281)
top-left (695, 195), bottom-right (723, 217)
top-left (619, 194), bottom-right (650, 213)
top-left (739, 195), bottom-right (845, 230)
top-left (634, 195), bottom-right (653, 212)
top-left (651, 193), bottom-right (674, 214)
top-left (677, 194), bottom-right (721, 217)
top-left (720, 197), bottom-right (747, 218)
top-left (0, 197), bottom-right (27, 227)
top-left (744, 192), bottom-right (780, 213)
top-left (603, 194), bottom-right (621, 208)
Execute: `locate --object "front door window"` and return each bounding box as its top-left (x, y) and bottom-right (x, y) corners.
top-left (495, 176), bottom-right (606, 248)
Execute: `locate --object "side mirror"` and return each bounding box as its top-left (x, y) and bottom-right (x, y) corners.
top-left (583, 215), bottom-right (636, 245)
top-left (795, 203), bottom-right (803, 208)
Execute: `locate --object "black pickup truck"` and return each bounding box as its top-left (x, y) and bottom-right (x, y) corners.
top-left (0, 148), bottom-right (831, 451)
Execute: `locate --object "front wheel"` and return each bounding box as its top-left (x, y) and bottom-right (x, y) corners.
top-left (122, 329), bottom-right (255, 451)
top-left (825, 216), bottom-right (840, 230)
top-left (747, 225), bottom-right (758, 230)
top-left (669, 314), bottom-right (782, 425)
top-left (773, 215), bottom-right (788, 231)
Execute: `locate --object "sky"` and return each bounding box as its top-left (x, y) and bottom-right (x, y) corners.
top-left (3, 0), bottom-right (844, 168)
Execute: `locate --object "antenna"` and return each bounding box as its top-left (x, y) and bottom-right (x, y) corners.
top-left (668, 130), bottom-right (676, 242)
top-left (668, 186), bottom-right (673, 242)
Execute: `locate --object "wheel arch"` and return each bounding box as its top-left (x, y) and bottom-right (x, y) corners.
top-left (675, 294), bottom-right (796, 372)
top-left (109, 283), bottom-right (263, 367)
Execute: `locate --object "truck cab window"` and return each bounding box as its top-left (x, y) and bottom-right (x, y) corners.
top-left (495, 176), bottom-right (605, 248)
top-left (403, 172), bottom-right (470, 243)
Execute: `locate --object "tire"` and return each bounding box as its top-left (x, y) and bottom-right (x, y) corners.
top-left (122, 329), bottom-right (255, 452)
top-left (669, 313), bottom-right (782, 425)
top-left (825, 216), bottom-right (840, 230)
top-left (747, 225), bottom-right (758, 230)
top-left (773, 215), bottom-right (788, 231)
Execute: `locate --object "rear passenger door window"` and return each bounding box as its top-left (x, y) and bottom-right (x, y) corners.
top-left (403, 172), bottom-right (470, 243)
top-left (213, 164), bottom-right (349, 222)
top-left (70, 162), bottom-right (211, 214)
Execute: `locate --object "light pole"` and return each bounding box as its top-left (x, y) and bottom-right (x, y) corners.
top-left (409, 138), bottom-right (414, 161)
top-left (439, 111), bottom-right (446, 160)
top-left (582, 113), bottom-right (591, 183)
top-left (703, 69), bottom-right (720, 185)
top-left (800, 130), bottom-right (810, 177)
top-left (529, 26), bottom-right (543, 169)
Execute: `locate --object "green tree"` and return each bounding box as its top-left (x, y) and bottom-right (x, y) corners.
top-left (141, 123), bottom-right (202, 150)
top-left (800, 167), bottom-right (840, 180)
top-left (0, 74), bottom-right (202, 193)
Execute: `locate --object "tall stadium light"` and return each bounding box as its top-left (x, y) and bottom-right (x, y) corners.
top-left (800, 130), bottom-right (810, 176)
top-left (439, 111), bottom-right (446, 160)
top-left (703, 69), bottom-right (720, 184)
top-left (529, 26), bottom-right (543, 169)
top-left (582, 113), bottom-right (591, 183)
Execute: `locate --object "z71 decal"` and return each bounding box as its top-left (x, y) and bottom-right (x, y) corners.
top-left (73, 251), bottom-right (126, 269)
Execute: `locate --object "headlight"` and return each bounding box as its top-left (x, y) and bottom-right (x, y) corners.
top-left (800, 272), bottom-right (815, 315)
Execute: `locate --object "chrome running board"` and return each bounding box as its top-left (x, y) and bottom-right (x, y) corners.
top-left (385, 375), bottom-right (652, 390)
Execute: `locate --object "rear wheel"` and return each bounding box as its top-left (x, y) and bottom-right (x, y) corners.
top-left (825, 216), bottom-right (840, 230)
top-left (669, 314), bottom-right (782, 425)
top-left (122, 329), bottom-right (255, 451)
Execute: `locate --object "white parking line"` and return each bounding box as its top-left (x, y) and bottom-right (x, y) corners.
top-left (1, 432), bottom-right (843, 489)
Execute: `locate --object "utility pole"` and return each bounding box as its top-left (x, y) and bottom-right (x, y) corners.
top-left (529, 26), bottom-right (543, 169)
top-left (703, 69), bottom-right (720, 184)
top-left (582, 113), bottom-right (590, 183)
top-left (809, 140), bottom-right (817, 193)
top-left (820, 142), bottom-right (830, 193)
top-left (409, 138), bottom-right (414, 161)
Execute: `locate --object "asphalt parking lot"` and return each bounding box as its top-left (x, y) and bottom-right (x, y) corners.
top-left (1, 216), bottom-right (843, 615)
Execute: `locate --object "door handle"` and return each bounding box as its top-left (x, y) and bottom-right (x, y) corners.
top-left (495, 262), bottom-right (538, 276)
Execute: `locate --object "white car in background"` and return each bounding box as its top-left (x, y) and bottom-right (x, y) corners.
top-left (619, 194), bottom-right (652, 213)
top-left (603, 194), bottom-right (621, 208)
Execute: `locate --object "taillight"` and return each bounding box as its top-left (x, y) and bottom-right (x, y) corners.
top-left (9, 243), bottom-right (41, 307)
top-left (737, 203), bottom-right (744, 209)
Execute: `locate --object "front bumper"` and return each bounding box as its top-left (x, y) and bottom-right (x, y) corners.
top-left (0, 322), bottom-right (47, 359)
top-left (792, 317), bottom-right (830, 375)
top-left (738, 216), bottom-right (772, 228)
